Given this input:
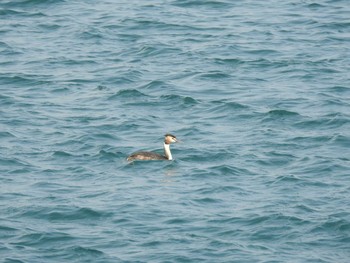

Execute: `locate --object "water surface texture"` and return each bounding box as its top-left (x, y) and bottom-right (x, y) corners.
top-left (1, 0), bottom-right (350, 262)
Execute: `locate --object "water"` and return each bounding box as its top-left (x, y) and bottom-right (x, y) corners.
top-left (1, 0), bottom-right (350, 262)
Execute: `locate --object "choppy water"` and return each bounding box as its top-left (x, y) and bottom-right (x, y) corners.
top-left (1, 0), bottom-right (350, 262)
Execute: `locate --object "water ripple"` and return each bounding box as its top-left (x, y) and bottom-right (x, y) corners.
top-left (1, 0), bottom-right (350, 262)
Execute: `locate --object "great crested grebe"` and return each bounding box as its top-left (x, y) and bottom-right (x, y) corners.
top-left (127, 134), bottom-right (178, 161)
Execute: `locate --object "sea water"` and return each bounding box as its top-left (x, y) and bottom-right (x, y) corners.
top-left (1, 0), bottom-right (350, 262)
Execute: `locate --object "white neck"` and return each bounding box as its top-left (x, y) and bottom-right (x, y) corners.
top-left (163, 143), bottom-right (172, 160)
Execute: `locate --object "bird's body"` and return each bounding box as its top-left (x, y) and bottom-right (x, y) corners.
top-left (127, 134), bottom-right (178, 162)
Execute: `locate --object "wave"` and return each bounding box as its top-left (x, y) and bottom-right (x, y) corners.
top-left (214, 57), bottom-right (245, 66)
top-left (160, 94), bottom-right (199, 106)
top-left (330, 134), bottom-right (350, 147)
top-left (196, 71), bottom-right (232, 80)
top-left (207, 100), bottom-right (249, 114)
top-left (173, 0), bottom-right (232, 9)
top-left (261, 109), bottom-right (301, 123)
top-left (107, 89), bottom-right (148, 100)
top-left (209, 164), bottom-right (253, 176)
top-left (0, 8), bottom-right (46, 17)
top-left (49, 207), bottom-right (110, 221)
top-left (0, 157), bottom-right (31, 169)
top-left (330, 85), bottom-right (350, 93)
top-left (266, 109), bottom-right (300, 117)
top-left (70, 246), bottom-right (104, 257)
top-left (294, 113), bottom-right (350, 130)
top-left (14, 231), bottom-right (75, 247)
top-left (52, 150), bottom-right (73, 157)
top-left (0, 131), bottom-right (16, 138)
top-left (2, 0), bottom-right (65, 8)
top-left (135, 44), bottom-right (182, 58)
top-left (97, 149), bottom-right (121, 159)
top-left (137, 80), bottom-right (167, 90)
top-left (0, 74), bottom-right (52, 86)
top-left (311, 217), bottom-right (350, 234)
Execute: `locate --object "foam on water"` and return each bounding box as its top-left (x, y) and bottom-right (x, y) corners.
top-left (1, 0), bottom-right (350, 262)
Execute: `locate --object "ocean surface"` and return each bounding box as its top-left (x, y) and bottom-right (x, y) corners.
top-left (1, 0), bottom-right (350, 262)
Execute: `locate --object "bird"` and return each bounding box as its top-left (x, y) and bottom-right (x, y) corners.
top-left (127, 134), bottom-right (178, 161)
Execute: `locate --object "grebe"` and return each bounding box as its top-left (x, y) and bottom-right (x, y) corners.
top-left (127, 134), bottom-right (178, 161)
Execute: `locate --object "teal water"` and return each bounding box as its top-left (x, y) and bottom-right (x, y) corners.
top-left (1, 0), bottom-right (350, 262)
